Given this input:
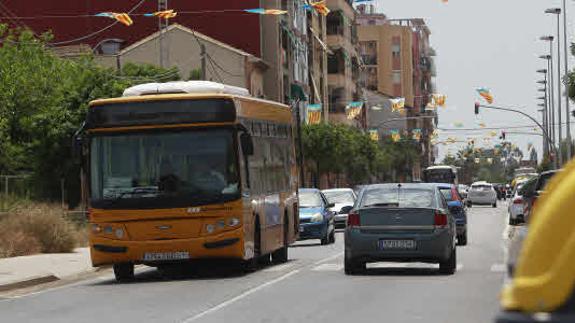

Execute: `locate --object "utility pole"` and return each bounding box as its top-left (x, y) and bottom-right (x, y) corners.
top-left (200, 43), bottom-right (206, 80)
top-left (556, 13), bottom-right (563, 165)
top-left (158, 0), bottom-right (169, 68)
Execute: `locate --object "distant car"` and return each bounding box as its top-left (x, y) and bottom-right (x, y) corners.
top-left (505, 170), bottom-right (560, 276)
top-left (322, 188), bottom-right (356, 229)
top-left (437, 184), bottom-right (468, 246)
top-left (344, 183), bottom-right (457, 275)
top-left (467, 182), bottom-right (497, 207)
top-left (298, 189), bottom-right (336, 245)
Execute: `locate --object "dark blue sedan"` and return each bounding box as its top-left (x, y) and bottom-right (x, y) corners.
top-left (436, 184), bottom-right (468, 246)
top-left (298, 189), bottom-right (336, 245)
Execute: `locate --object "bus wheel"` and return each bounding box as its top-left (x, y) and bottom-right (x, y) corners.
top-left (272, 216), bottom-right (289, 264)
top-left (113, 263), bottom-right (134, 282)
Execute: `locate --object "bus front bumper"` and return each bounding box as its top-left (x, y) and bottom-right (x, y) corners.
top-left (90, 227), bottom-right (245, 267)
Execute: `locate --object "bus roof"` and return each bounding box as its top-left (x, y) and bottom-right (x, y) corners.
top-left (426, 165), bottom-right (456, 171)
top-left (122, 81), bottom-right (250, 97)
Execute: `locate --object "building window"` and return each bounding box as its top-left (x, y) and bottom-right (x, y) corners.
top-left (392, 44), bottom-right (401, 57)
top-left (392, 71), bottom-right (401, 85)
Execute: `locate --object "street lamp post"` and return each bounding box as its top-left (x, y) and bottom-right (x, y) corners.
top-left (537, 105), bottom-right (549, 156)
top-left (539, 53), bottom-right (555, 155)
top-left (545, 8), bottom-right (563, 164)
top-left (561, 1), bottom-right (572, 160)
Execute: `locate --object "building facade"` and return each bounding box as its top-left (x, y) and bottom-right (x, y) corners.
top-left (357, 4), bottom-right (438, 174)
top-left (94, 24), bottom-right (267, 97)
top-left (326, 0), bottom-right (362, 127)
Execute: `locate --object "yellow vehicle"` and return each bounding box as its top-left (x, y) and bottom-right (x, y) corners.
top-left (78, 81), bottom-right (299, 281)
top-left (497, 159), bottom-right (575, 322)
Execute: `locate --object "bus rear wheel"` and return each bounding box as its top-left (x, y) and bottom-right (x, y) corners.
top-left (272, 219), bottom-right (289, 264)
top-left (113, 263), bottom-right (134, 282)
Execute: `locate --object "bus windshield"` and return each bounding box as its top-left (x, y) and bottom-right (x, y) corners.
top-left (90, 128), bottom-right (240, 209)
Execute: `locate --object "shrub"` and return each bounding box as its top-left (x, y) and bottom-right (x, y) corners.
top-left (0, 202), bottom-right (78, 257)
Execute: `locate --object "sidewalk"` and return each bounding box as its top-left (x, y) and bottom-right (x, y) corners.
top-left (0, 248), bottom-right (95, 292)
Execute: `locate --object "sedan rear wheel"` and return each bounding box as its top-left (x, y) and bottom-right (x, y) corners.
top-left (492, 202), bottom-right (497, 208)
top-left (457, 232), bottom-right (468, 246)
top-left (439, 248), bottom-right (457, 275)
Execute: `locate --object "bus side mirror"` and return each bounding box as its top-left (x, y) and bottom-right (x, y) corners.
top-left (72, 135), bottom-right (84, 161)
top-left (240, 133), bottom-right (254, 156)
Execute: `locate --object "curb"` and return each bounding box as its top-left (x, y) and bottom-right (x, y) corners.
top-left (0, 275), bottom-right (60, 292)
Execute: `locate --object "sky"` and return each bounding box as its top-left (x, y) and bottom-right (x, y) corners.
top-left (370, 0), bottom-right (575, 162)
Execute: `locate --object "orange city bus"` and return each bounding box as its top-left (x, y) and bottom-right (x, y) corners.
top-left (78, 81), bottom-right (299, 281)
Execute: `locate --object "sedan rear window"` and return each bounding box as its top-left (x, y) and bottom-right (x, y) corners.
top-left (471, 185), bottom-right (492, 191)
top-left (361, 188), bottom-right (435, 208)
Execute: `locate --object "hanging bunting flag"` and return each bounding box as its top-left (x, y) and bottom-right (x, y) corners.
top-left (390, 130), bottom-right (401, 143)
top-left (306, 104), bottom-right (322, 125)
top-left (304, 1), bottom-right (330, 16)
top-left (425, 101), bottom-right (437, 111)
top-left (446, 137), bottom-right (457, 144)
top-left (244, 8), bottom-right (288, 15)
top-left (453, 121), bottom-right (464, 128)
top-left (432, 94), bottom-right (447, 107)
top-left (487, 158), bottom-right (493, 164)
top-left (432, 129), bottom-right (439, 139)
top-left (95, 12), bottom-right (133, 26)
top-left (144, 9), bottom-right (177, 19)
top-left (479, 122), bottom-right (486, 128)
top-left (369, 129), bottom-right (379, 142)
top-left (489, 130), bottom-right (498, 137)
top-left (412, 129), bottom-right (422, 141)
top-left (390, 98), bottom-right (405, 112)
top-left (476, 87), bottom-right (494, 104)
top-left (346, 101), bottom-right (363, 120)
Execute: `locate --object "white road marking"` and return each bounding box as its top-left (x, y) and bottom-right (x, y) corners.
top-left (262, 263), bottom-right (295, 272)
top-left (181, 269), bottom-right (300, 322)
top-left (312, 252), bottom-right (343, 265)
top-left (490, 264), bottom-right (507, 273)
top-left (311, 263), bottom-right (343, 271)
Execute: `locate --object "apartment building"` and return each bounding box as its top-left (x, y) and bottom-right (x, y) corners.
top-left (326, 0), bottom-right (363, 127)
top-left (357, 4), bottom-right (438, 173)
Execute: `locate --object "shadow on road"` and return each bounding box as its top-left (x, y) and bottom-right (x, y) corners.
top-left (357, 266), bottom-right (443, 277)
top-left (91, 259), bottom-right (297, 286)
top-left (290, 242), bottom-right (322, 248)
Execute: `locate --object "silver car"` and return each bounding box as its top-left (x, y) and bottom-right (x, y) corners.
top-left (322, 188), bottom-right (356, 229)
top-left (467, 182), bottom-right (497, 207)
top-left (344, 183), bottom-right (457, 275)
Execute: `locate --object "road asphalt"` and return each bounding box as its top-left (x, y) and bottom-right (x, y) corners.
top-left (0, 204), bottom-right (508, 323)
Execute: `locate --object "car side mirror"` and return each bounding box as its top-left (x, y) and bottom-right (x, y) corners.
top-left (240, 133), bottom-right (254, 156)
top-left (327, 202), bottom-right (335, 208)
top-left (340, 206), bottom-right (353, 214)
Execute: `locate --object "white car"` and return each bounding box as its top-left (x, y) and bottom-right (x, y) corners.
top-left (321, 188), bottom-right (356, 229)
top-left (507, 182), bottom-right (527, 225)
top-left (467, 182), bottom-right (497, 207)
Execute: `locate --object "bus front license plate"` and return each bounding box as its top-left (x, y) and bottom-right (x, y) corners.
top-left (143, 252), bottom-right (190, 261)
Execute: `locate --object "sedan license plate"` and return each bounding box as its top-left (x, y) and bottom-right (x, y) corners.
top-left (299, 226), bottom-right (305, 233)
top-left (143, 252), bottom-right (190, 261)
top-left (378, 240), bottom-right (416, 250)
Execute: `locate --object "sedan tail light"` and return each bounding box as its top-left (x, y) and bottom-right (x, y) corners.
top-left (434, 211), bottom-right (448, 227)
top-left (513, 197), bottom-right (524, 204)
top-left (347, 211), bottom-right (360, 227)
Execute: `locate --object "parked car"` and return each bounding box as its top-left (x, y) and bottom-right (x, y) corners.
top-left (496, 164), bottom-right (572, 323)
top-left (494, 184), bottom-right (507, 201)
top-left (344, 183), bottom-right (457, 275)
top-left (507, 180), bottom-right (528, 226)
top-left (298, 189), bottom-right (336, 245)
top-left (322, 188), bottom-right (356, 229)
top-left (457, 184), bottom-right (469, 199)
top-left (467, 182), bottom-right (498, 207)
top-left (437, 184), bottom-right (468, 246)
top-left (505, 170), bottom-right (560, 276)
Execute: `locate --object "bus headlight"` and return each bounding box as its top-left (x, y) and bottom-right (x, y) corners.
top-left (311, 213), bottom-right (324, 223)
top-left (115, 228), bottom-right (125, 239)
top-left (228, 217), bottom-right (240, 227)
top-left (206, 224), bottom-right (215, 234)
top-left (91, 224), bottom-right (102, 234)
